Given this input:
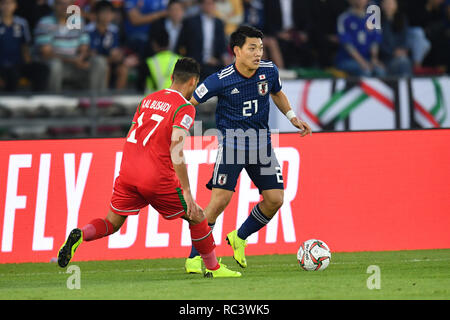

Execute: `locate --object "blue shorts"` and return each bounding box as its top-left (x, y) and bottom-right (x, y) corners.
top-left (206, 144), bottom-right (284, 193)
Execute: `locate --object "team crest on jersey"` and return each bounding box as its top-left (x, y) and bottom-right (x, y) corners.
top-left (257, 80), bottom-right (268, 96)
top-left (218, 174), bottom-right (227, 186)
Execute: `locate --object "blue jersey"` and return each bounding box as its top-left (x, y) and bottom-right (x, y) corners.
top-left (193, 61), bottom-right (282, 150)
top-left (0, 16), bottom-right (31, 67)
top-left (124, 0), bottom-right (167, 38)
top-left (336, 10), bottom-right (382, 63)
top-left (86, 23), bottom-right (120, 56)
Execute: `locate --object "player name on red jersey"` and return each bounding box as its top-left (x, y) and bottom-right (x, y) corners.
top-left (141, 99), bottom-right (172, 113)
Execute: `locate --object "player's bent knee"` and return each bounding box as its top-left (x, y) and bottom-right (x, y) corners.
top-left (262, 190), bottom-right (284, 211)
top-left (191, 211), bottom-right (206, 225)
top-left (182, 210), bottom-right (206, 225)
top-left (274, 200), bottom-right (283, 211)
top-left (275, 195), bottom-right (284, 209)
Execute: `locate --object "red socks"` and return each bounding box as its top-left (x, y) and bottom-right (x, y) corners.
top-left (189, 219), bottom-right (219, 270)
top-left (81, 217), bottom-right (219, 271)
top-left (81, 218), bottom-right (115, 241)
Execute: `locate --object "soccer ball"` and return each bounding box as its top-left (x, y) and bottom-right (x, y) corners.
top-left (297, 239), bottom-right (331, 271)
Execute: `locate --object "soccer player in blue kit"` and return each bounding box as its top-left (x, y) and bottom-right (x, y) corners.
top-left (185, 25), bottom-right (312, 273)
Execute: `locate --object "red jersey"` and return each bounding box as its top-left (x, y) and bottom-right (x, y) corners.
top-left (118, 88), bottom-right (195, 193)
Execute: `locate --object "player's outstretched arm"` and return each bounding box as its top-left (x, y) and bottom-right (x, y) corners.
top-left (170, 127), bottom-right (199, 219)
top-left (270, 90), bottom-right (312, 137)
top-left (189, 96), bottom-right (200, 107)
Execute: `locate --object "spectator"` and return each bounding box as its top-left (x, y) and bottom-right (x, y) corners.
top-left (406, 0), bottom-right (444, 29)
top-left (34, 0), bottom-right (108, 92)
top-left (405, 0), bottom-right (443, 69)
top-left (309, 0), bottom-right (348, 68)
top-left (176, 0), bottom-right (230, 80)
top-left (0, 0), bottom-right (48, 91)
top-left (379, 0), bottom-right (412, 76)
top-left (123, 0), bottom-right (167, 58)
top-left (243, 0), bottom-right (264, 31)
top-left (215, 0), bottom-right (243, 36)
top-left (443, 0), bottom-right (450, 72)
top-left (178, 0), bottom-right (201, 18)
top-left (335, 0), bottom-right (385, 77)
top-left (74, 0), bottom-right (98, 24)
top-left (262, 0), bottom-right (316, 69)
top-left (142, 28), bottom-right (181, 93)
top-left (15, 0), bottom-right (51, 33)
top-left (87, 0), bottom-right (129, 90)
top-left (149, 0), bottom-right (185, 53)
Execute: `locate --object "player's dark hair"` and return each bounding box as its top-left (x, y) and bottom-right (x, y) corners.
top-left (172, 57), bottom-right (201, 83)
top-left (229, 25), bottom-right (264, 56)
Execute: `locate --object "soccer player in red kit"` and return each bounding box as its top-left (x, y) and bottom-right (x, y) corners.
top-left (57, 58), bottom-right (241, 278)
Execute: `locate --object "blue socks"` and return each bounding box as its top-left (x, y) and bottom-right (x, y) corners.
top-left (188, 245), bottom-right (200, 258)
top-left (237, 204), bottom-right (271, 240)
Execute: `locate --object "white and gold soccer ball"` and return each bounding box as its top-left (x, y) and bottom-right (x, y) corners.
top-left (297, 239), bottom-right (331, 271)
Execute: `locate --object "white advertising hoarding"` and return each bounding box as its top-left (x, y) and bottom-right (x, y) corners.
top-left (269, 77), bottom-right (450, 132)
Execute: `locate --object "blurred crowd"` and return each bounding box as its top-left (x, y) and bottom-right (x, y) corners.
top-left (1, 0), bottom-right (450, 93)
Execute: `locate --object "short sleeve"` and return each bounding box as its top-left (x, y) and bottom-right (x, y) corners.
top-left (270, 63), bottom-right (282, 94)
top-left (192, 73), bottom-right (223, 103)
top-left (34, 17), bottom-right (54, 46)
top-left (21, 19), bottom-right (31, 45)
top-left (173, 103), bottom-right (196, 132)
top-left (111, 29), bottom-right (120, 49)
top-left (370, 28), bottom-right (383, 45)
top-left (79, 31), bottom-right (90, 46)
top-left (337, 14), bottom-right (352, 45)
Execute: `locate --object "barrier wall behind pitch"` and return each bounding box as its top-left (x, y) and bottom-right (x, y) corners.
top-left (0, 130), bottom-right (449, 263)
top-left (270, 77), bottom-right (450, 132)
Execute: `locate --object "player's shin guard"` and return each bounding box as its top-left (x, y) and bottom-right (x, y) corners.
top-left (81, 218), bottom-right (115, 241)
top-left (189, 219), bottom-right (219, 271)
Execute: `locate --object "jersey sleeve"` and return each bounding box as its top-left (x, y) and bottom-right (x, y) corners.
top-left (337, 14), bottom-right (351, 45)
top-left (173, 103), bottom-right (196, 132)
top-left (21, 18), bottom-right (31, 45)
top-left (193, 73), bottom-right (223, 103)
top-left (34, 17), bottom-right (54, 47)
top-left (369, 28), bottom-right (383, 46)
top-left (111, 28), bottom-right (120, 49)
top-left (270, 63), bottom-right (282, 94)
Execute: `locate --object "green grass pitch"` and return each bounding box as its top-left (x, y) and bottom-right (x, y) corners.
top-left (0, 249), bottom-right (449, 300)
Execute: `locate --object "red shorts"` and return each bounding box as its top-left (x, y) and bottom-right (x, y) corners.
top-left (110, 175), bottom-right (187, 220)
